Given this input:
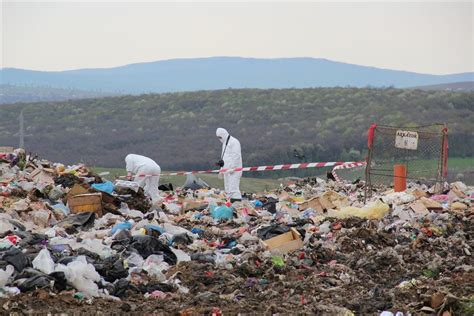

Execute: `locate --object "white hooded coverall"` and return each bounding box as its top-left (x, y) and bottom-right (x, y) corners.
top-left (216, 128), bottom-right (242, 200)
top-left (125, 154), bottom-right (161, 202)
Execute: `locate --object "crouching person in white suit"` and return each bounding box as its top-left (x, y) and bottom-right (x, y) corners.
top-left (125, 154), bottom-right (161, 203)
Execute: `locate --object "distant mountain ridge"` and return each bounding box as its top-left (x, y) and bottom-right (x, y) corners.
top-left (1, 57), bottom-right (472, 94)
top-left (411, 81), bottom-right (474, 92)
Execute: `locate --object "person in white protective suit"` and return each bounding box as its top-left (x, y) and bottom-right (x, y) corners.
top-left (125, 154), bottom-right (161, 203)
top-left (216, 128), bottom-right (242, 202)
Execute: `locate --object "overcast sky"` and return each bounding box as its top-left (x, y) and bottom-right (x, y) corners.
top-left (1, 1), bottom-right (473, 74)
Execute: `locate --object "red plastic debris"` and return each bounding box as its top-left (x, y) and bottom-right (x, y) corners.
top-left (332, 222), bottom-right (342, 230)
top-left (5, 235), bottom-right (17, 245)
top-left (212, 307), bottom-right (222, 316)
top-left (421, 227), bottom-right (433, 237)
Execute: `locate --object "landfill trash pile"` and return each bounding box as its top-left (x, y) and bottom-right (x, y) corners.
top-left (0, 150), bottom-right (473, 315)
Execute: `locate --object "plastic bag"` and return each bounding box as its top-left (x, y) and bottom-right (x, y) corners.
top-left (128, 236), bottom-right (177, 265)
top-left (118, 204), bottom-right (144, 219)
top-left (171, 248), bottom-right (191, 262)
top-left (211, 206), bottom-right (233, 220)
top-left (0, 220), bottom-right (14, 235)
top-left (52, 203), bottom-right (70, 216)
top-left (55, 256), bottom-right (101, 298)
top-left (91, 181), bottom-right (114, 194)
top-left (0, 265), bottom-right (14, 287)
top-left (142, 255), bottom-right (169, 281)
top-left (125, 252), bottom-right (145, 268)
top-left (3, 247), bottom-right (29, 272)
top-left (257, 224), bottom-right (290, 240)
top-left (32, 249), bottom-right (55, 274)
top-left (111, 220), bottom-right (134, 235)
top-left (327, 200), bottom-right (390, 220)
top-left (162, 223), bottom-right (194, 237)
top-left (18, 274), bottom-right (53, 292)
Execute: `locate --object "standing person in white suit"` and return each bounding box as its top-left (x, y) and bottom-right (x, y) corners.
top-left (125, 154), bottom-right (161, 203)
top-left (216, 128), bottom-right (242, 202)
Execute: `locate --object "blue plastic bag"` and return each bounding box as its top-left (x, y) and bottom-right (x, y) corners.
top-left (144, 224), bottom-right (164, 235)
top-left (91, 181), bottom-right (114, 194)
top-left (111, 221), bottom-right (133, 234)
top-left (211, 206), bottom-right (234, 220)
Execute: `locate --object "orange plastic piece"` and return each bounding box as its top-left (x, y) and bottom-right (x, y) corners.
top-left (394, 164), bottom-right (407, 192)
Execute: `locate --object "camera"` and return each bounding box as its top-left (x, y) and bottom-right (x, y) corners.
top-left (215, 159), bottom-right (224, 168)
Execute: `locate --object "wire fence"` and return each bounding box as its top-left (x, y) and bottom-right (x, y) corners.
top-left (365, 124), bottom-right (448, 197)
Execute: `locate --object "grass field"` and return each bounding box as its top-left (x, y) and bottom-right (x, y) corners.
top-left (92, 167), bottom-right (281, 193)
top-left (93, 157), bottom-right (473, 192)
top-left (446, 157), bottom-right (474, 172)
top-left (336, 157), bottom-right (474, 184)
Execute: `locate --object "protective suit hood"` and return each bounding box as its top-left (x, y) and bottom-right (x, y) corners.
top-left (216, 128), bottom-right (229, 144)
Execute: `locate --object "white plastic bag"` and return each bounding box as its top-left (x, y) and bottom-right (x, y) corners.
top-left (126, 252), bottom-right (145, 268)
top-left (32, 248), bottom-right (55, 274)
top-left (142, 255), bottom-right (169, 281)
top-left (55, 256), bottom-right (101, 298)
top-left (0, 265), bottom-right (14, 287)
top-left (171, 248), bottom-right (191, 262)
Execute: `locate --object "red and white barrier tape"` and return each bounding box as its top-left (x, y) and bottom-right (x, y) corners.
top-left (331, 161), bottom-right (367, 182)
top-left (132, 161), bottom-right (365, 177)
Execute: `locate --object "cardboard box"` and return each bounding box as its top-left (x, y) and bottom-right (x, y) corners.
top-left (299, 197), bottom-right (323, 212)
top-left (320, 191), bottom-right (349, 210)
top-left (410, 201), bottom-right (429, 214)
top-left (180, 200), bottom-right (208, 214)
top-left (410, 188), bottom-right (428, 199)
top-left (66, 183), bottom-right (91, 200)
top-left (28, 168), bottom-right (55, 185)
top-left (420, 197), bottom-right (443, 211)
top-left (68, 193), bottom-right (103, 217)
top-left (262, 228), bottom-right (303, 254)
top-left (299, 191), bottom-right (349, 212)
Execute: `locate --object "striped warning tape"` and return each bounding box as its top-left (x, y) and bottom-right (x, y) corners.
top-left (331, 161), bottom-right (367, 182)
top-left (131, 161), bottom-right (365, 177)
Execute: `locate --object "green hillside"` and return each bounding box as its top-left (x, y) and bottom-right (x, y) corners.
top-left (0, 84), bottom-right (118, 104)
top-left (0, 88), bottom-right (472, 174)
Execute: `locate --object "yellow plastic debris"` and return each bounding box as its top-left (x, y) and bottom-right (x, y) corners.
top-left (451, 202), bottom-right (468, 210)
top-left (327, 200), bottom-right (390, 220)
top-left (290, 196), bottom-right (305, 203)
